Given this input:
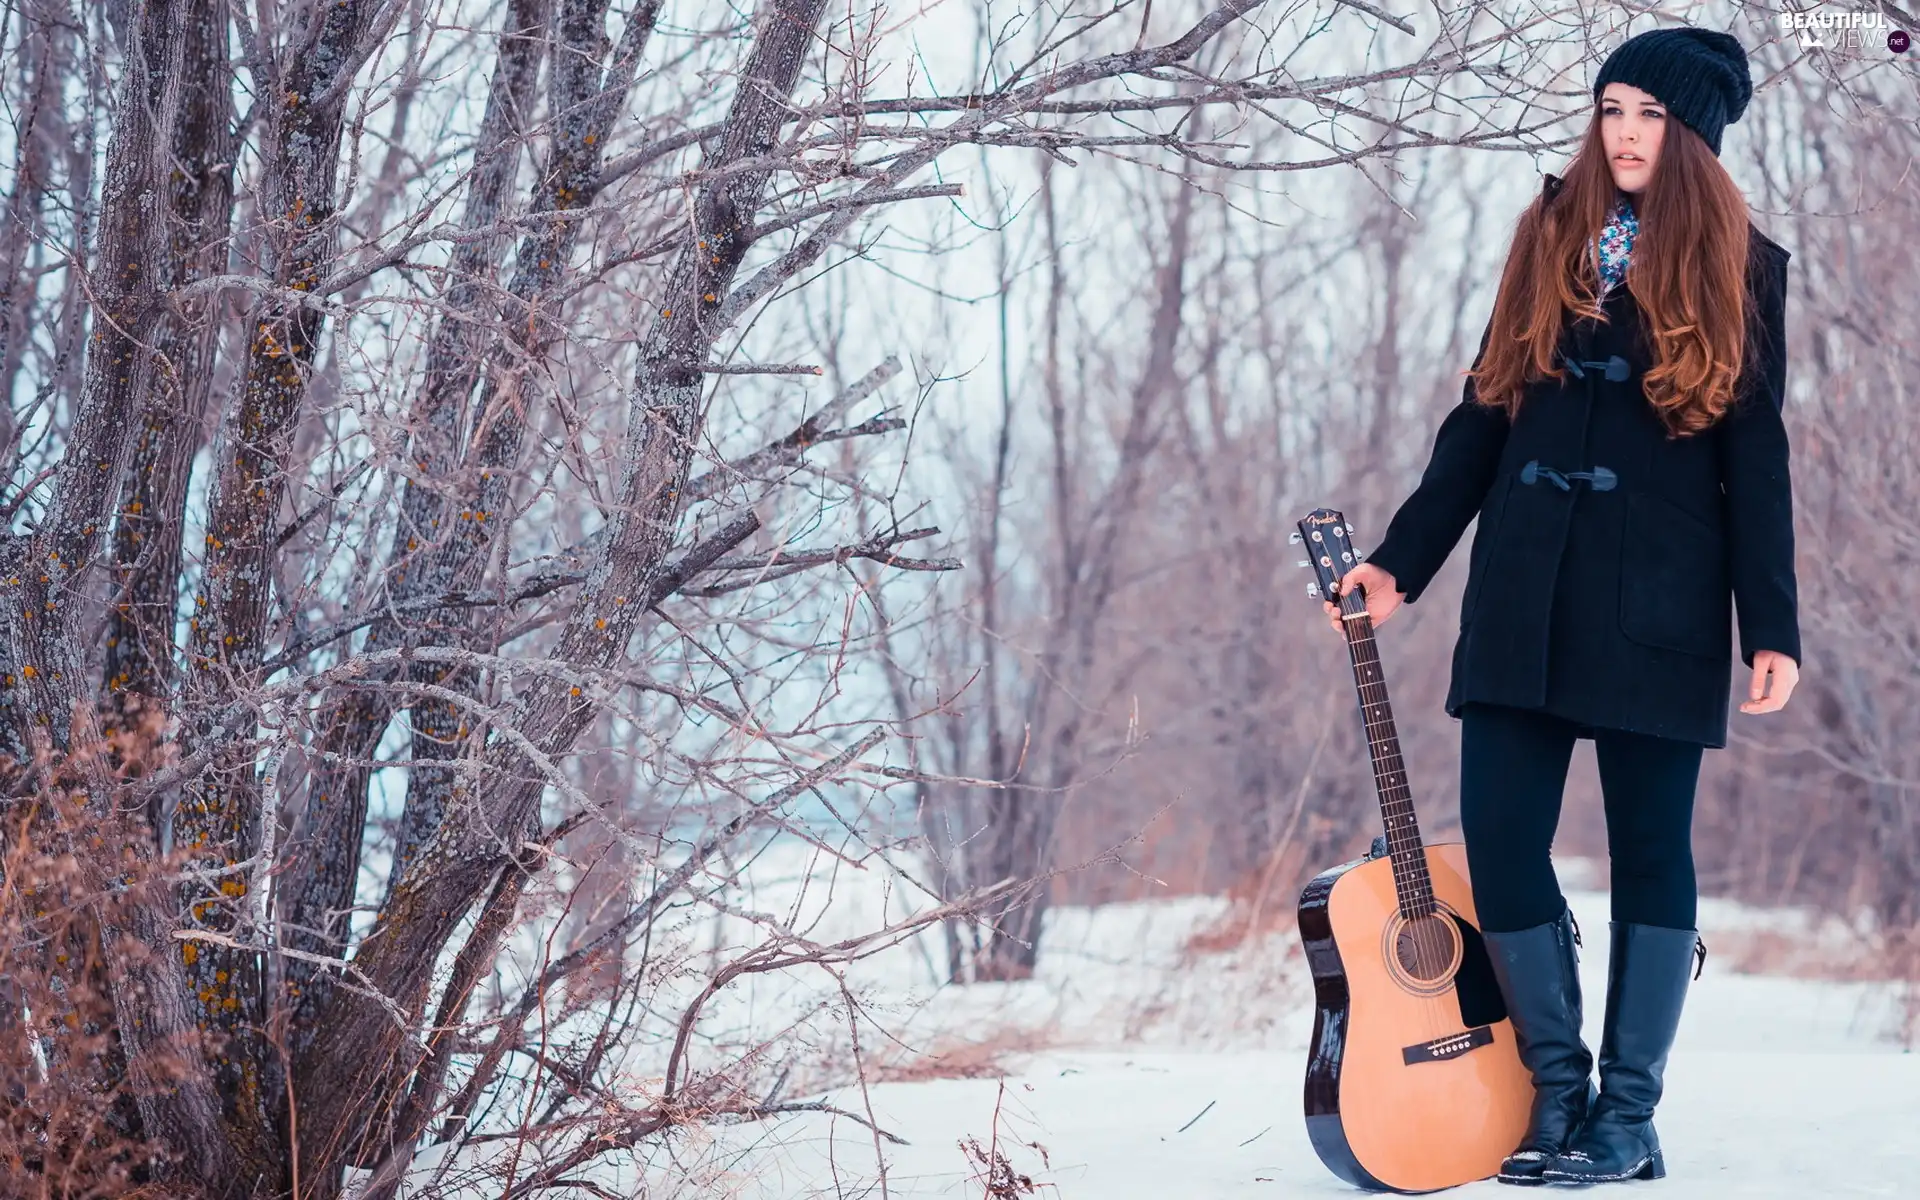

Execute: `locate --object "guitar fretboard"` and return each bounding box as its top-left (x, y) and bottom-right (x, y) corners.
top-left (1337, 584), bottom-right (1438, 918)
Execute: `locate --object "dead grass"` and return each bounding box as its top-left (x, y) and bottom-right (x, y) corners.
top-left (1709, 926), bottom-right (1920, 1047)
top-left (867, 1025), bottom-right (1056, 1085)
top-left (1707, 927), bottom-right (1907, 982)
top-left (1180, 841), bottom-right (1317, 957)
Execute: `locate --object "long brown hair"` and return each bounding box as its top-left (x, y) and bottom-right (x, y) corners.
top-left (1470, 107), bottom-right (1754, 437)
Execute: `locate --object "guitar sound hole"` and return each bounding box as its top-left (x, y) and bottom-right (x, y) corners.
top-left (1396, 915), bottom-right (1457, 983)
top-left (1380, 908), bottom-right (1466, 996)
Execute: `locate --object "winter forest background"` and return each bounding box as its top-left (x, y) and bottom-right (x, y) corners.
top-left (1, 0), bottom-right (1915, 1195)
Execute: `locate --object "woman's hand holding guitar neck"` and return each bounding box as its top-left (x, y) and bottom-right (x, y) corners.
top-left (1324, 562), bottom-right (1405, 634)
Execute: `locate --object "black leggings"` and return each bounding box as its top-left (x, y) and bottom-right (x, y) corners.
top-left (1458, 702), bottom-right (1703, 934)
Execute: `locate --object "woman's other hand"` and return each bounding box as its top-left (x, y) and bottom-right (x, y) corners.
top-left (1323, 562), bottom-right (1405, 634)
top-left (1738, 649), bottom-right (1799, 715)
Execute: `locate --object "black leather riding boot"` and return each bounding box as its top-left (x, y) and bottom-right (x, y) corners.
top-left (1481, 907), bottom-right (1595, 1186)
top-left (1541, 922), bottom-right (1702, 1185)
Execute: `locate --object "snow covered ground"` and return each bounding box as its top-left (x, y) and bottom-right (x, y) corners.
top-left (682, 852), bottom-right (1918, 1200)
top-left (396, 844), bottom-right (1918, 1198)
top-left (741, 1039), bottom-right (1920, 1198)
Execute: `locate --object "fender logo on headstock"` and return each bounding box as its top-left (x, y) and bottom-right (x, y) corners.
top-left (1293, 507), bottom-right (1361, 602)
top-left (1401, 1025), bottom-right (1494, 1065)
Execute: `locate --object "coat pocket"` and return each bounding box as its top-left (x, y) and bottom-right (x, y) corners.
top-left (1459, 472), bottom-right (1515, 625)
top-left (1618, 491), bottom-right (1732, 659)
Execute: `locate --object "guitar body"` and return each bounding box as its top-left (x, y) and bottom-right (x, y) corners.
top-left (1290, 507), bottom-right (1534, 1191)
top-left (1299, 840), bottom-right (1533, 1193)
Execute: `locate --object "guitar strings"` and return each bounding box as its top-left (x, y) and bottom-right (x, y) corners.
top-left (1339, 579), bottom-right (1458, 1043)
top-left (1315, 530), bottom-right (1453, 1038)
top-left (1348, 607), bottom-right (1456, 1042)
top-left (1344, 603), bottom-right (1435, 911)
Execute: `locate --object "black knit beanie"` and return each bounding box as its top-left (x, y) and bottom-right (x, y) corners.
top-left (1592, 27), bottom-right (1752, 156)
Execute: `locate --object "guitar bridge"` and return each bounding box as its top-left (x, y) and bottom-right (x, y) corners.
top-left (1402, 1025), bottom-right (1494, 1065)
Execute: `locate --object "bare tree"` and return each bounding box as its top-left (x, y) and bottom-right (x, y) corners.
top-left (22, 1), bottom-right (1875, 1196)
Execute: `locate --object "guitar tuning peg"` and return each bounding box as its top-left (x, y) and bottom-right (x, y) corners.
top-left (1306, 584), bottom-right (1320, 598)
top-left (1289, 531), bottom-right (1303, 544)
top-left (1297, 559), bottom-right (1310, 568)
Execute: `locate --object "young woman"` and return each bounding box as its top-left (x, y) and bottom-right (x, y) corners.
top-left (1323, 27), bottom-right (1800, 1188)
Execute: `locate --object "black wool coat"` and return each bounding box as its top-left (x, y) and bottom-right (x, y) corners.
top-left (1365, 177), bottom-right (1800, 749)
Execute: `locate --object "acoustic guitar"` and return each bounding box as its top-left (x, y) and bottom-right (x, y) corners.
top-left (1292, 507), bottom-right (1533, 1193)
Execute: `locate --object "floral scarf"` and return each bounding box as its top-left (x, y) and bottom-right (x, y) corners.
top-left (1595, 195), bottom-right (1638, 294)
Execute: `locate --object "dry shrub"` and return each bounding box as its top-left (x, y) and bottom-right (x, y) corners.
top-left (0, 712), bottom-right (223, 1200)
top-left (959, 1134), bottom-right (1042, 1198)
top-left (0, 804), bottom-right (197, 1199)
top-left (956, 1080), bottom-right (1055, 1198)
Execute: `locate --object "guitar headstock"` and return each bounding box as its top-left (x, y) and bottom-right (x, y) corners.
top-left (1291, 508), bottom-right (1363, 604)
